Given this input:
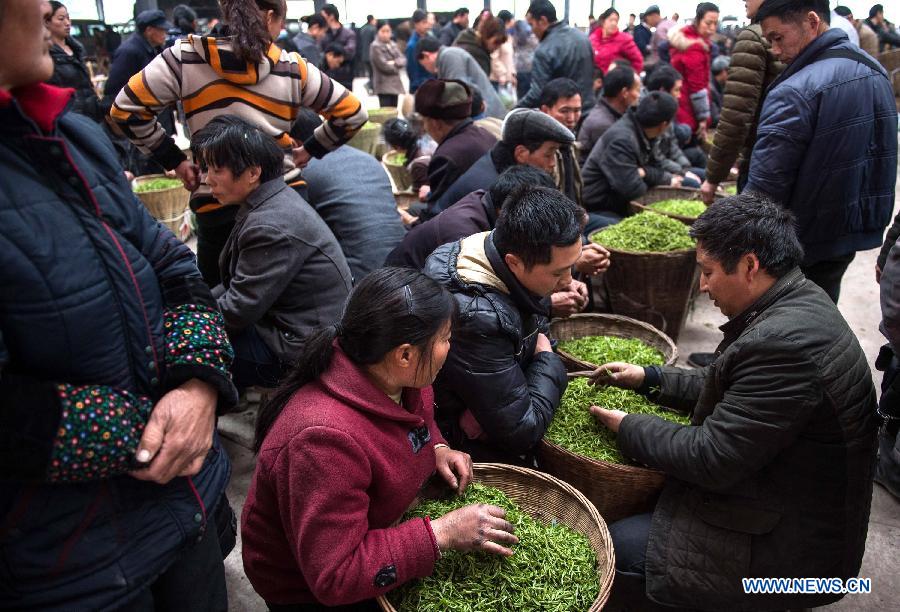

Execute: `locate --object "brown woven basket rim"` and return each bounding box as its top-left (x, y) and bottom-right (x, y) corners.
top-left (629, 200), bottom-right (701, 224)
top-left (551, 312), bottom-right (678, 369)
top-left (539, 437), bottom-right (663, 475)
top-left (375, 462), bottom-right (615, 612)
top-left (132, 173), bottom-right (184, 193)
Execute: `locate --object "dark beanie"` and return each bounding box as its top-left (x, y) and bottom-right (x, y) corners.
top-left (501, 108), bottom-right (575, 145)
top-left (635, 91), bottom-right (678, 127)
top-left (414, 79), bottom-right (473, 120)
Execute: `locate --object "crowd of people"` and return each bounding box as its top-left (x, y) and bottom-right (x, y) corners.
top-left (1, 0), bottom-right (899, 610)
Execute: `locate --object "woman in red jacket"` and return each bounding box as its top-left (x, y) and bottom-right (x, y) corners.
top-left (241, 267), bottom-right (519, 611)
top-left (589, 7), bottom-right (644, 75)
top-left (668, 2), bottom-right (720, 141)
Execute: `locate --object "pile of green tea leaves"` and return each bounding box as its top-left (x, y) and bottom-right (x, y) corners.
top-left (591, 212), bottom-right (695, 253)
top-left (390, 483), bottom-right (599, 612)
top-left (647, 199), bottom-right (706, 219)
top-left (722, 184), bottom-right (738, 195)
top-left (558, 335), bottom-right (665, 367)
top-left (383, 151), bottom-right (408, 165)
top-left (134, 178), bottom-right (182, 192)
top-left (546, 378), bottom-right (690, 463)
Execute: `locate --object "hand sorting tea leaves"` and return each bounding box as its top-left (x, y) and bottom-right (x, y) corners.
top-left (390, 483), bottom-right (600, 612)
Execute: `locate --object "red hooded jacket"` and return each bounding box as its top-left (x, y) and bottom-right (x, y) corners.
top-left (241, 343), bottom-right (445, 606)
top-left (590, 28), bottom-right (644, 75)
top-left (668, 24), bottom-right (713, 131)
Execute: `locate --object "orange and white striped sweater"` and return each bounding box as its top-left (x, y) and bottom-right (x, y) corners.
top-left (110, 35), bottom-right (368, 218)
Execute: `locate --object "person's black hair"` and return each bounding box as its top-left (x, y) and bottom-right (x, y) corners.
top-left (325, 42), bottom-right (345, 57)
top-left (690, 193), bottom-right (804, 277)
top-left (303, 13), bottom-right (326, 29)
top-left (756, 0), bottom-right (828, 23)
top-left (254, 267), bottom-right (456, 452)
top-left (834, 6), bottom-right (853, 18)
top-left (538, 77), bottom-right (581, 108)
top-left (375, 20), bottom-right (391, 31)
top-left (321, 3), bottom-right (339, 21)
top-left (694, 2), bottom-right (720, 23)
top-left (493, 186), bottom-right (585, 268)
top-left (490, 140), bottom-right (546, 173)
top-left (599, 7), bottom-right (620, 22)
top-left (366, 14), bottom-right (374, 22)
top-left (219, 0), bottom-right (286, 63)
top-left (645, 63), bottom-right (682, 92)
top-left (601, 65), bottom-right (636, 98)
top-left (383, 117), bottom-right (420, 161)
top-left (49, 1), bottom-right (66, 16)
top-left (498, 10), bottom-right (514, 23)
top-left (454, 7), bottom-right (470, 18)
top-left (869, 4), bottom-right (883, 19)
top-left (412, 9), bottom-right (428, 24)
top-left (191, 115), bottom-right (284, 183)
top-left (470, 86), bottom-right (485, 116)
top-left (489, 165), bottom-right (557, 212)
top-left (415, 36), bottom-right (442, 58)
top-left (527, 0), bottom-right (558, 23)
top-left (173, 4), bottom-right (198, 32)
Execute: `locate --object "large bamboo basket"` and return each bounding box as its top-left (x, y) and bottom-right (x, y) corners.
top-left (550, 313), bottom-right (677, 373)
top-left (382, 150), bottom-right (413, 193)
top-left (346, 123), bottom-right (381, 157)
top-left (628, 186), bottom-right (723, 225)
top-left (367, 107), bottom-right (399, 124)
top-left (539, 376), bottom-right (669, 523)
top-left (377, 463), bottom-right (615, 612)
top-left (133, 174), bottom-right (189, 237)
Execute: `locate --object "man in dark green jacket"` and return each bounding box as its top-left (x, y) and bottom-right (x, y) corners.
top-left (591, 194), bottom-right (877, 611)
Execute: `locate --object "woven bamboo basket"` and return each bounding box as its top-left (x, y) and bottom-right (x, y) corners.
top-left (592, 223), bottom-right (698, 342)
top-left (550, 313), bottom-right (677, 372)
top-left (346, 123), bottom-right (381, 157)
top-left (539, 379), bottom-right (668, 523)
top-left (133, 174), bottom-right (189, 236)
top-left (628, 186), bottom-right (723, 225)
top-left (382, 150), bottom-right (413, 193)
top-left (718, 180), bottom-right (738, 196)
top-left (367, 107), bottom-right (399, 124)
top-left (376, 463), bottom-right (615, 612)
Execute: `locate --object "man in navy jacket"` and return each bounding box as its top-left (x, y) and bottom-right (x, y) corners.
top-left (747, 0), bottom-right (897, 303)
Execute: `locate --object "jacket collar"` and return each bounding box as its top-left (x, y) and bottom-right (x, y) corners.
top-left (0, 83), bottom-right (73, 135)
top-left (767, 28), bottom-right (848, 92)
top-left (484, 231), bottom-right (551, 318)
top-left (245, 177), bottom-right (289, 210)
top-left (624, 108), bottom-right (653, 151)
top-left (480, 191), bottom-right (498, 227)
top-left (599, 98), bottom-right (624, 119)
top-left (719, 267), bottom-right (805, 341)
top-left (318, 341), bottom-right (428, 426)
top-left (441, 117), bottom-right (474, 143)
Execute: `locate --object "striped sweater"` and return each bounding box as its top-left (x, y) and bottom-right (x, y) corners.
top-left (111, 35), bottom-right (368, 217)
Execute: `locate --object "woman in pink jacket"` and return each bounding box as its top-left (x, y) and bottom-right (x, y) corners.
top-left (590, 7), bottom-right (644, 74)
top-left (241, 267), bottom-right (518, 610)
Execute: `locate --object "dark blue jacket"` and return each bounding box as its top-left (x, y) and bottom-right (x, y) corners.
top-left (406, 32), bottom-right (434, 93)
top-left (0, 84), bottom-right (236, 609)
top-left (746, 29), bottom-right (897, 264)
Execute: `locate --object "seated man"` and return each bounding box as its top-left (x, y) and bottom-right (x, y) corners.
top-left (192, 116), bottom-right (352, 388)
top-left (538, 77), bottom-right (584, 205)
top-left (424, 186), bottom-right (585, 464)
top-left (582, 91), bottom-right (682, 235)
top-left (576, 65), bottom-right (640, 165)
top-left (292, 110), bottom-right (406, 282)
top-left (415, 78), bottom-right (497, 217)
top-left (428, 108), bottom-right (575, 217)
top-left (591, 195), bottom-right (877, 611)
top-left (645, 64), bottom-right (704, 187)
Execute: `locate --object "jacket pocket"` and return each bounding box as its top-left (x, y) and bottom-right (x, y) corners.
top-left (695, 494), bottom-right (782, 535)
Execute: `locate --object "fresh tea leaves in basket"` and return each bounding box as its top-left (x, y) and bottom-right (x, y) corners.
top-left (546, 378), bottom-right (690, 464)
top-left (558, 335), bottom-right (665, 368)
top-left (591, 212), bottom-right (696, 253)
top-left (647, 199), bottom-right (706, 219)
top-left (133, 178), bottom-right (183, 193)
top-left (389, 483), bottom-right (599, 612)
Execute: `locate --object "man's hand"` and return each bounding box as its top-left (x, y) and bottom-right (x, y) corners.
top-left (292, 145), bottom-right (312, 170)
top-left (589, 362), bottom-right (645, 389)
top-left (534, 332), bottom-right (553, 355)
top-left (576, 243), bottom-right (611, 276)
top-left (670, 175), bottom-right (684, 188)
top-left (418, 184), bottom-right (431, 202)
top-left (174, 160), bottom-right (200, 192)
top-left (696, 123), bottom-right (708, 142)
top-left (700, 180), bottom-right (718, 205)
top-left (638, 167), bottom-right (647, 179)
top-left (435, 446), bottom-right (473, 495)
top-left (551, 280), bottom-right (589, 317)
top-left (589, 406), bottom-right (627, 433)
top-left (130, 379), bottom-right (217, 484)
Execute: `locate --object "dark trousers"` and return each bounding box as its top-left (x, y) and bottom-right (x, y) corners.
top-left (377, 94), bottom-right (398, 108)
top-left (195, 207), bottom-right (239, 288)
top-left (120, 509), bottom-right (228, 612)
top-left (230, 326), bottom-right (284, 391)
top-left (800, 252), bottom-right (855, 304)
top-left (516, 72), bottom-right (532, 101)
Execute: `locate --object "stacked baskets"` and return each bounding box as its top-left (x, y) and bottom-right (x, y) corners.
top-left (376, 463), bottom-right (616, 612)
top-left (133, 174), bottom-right (190, 239)
top-left (540, 314), bottom-right (678, 522)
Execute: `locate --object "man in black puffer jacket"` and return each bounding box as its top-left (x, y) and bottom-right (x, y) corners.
top-left (424, 186), bottom-right (584, 464)
top-left (591, 195), bottom-right (877, 611)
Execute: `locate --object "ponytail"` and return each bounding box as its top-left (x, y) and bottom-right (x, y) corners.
top-left (218, 0), bottom-right (286, 64)
top-left (253, 268), bottom-right (456, 453)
